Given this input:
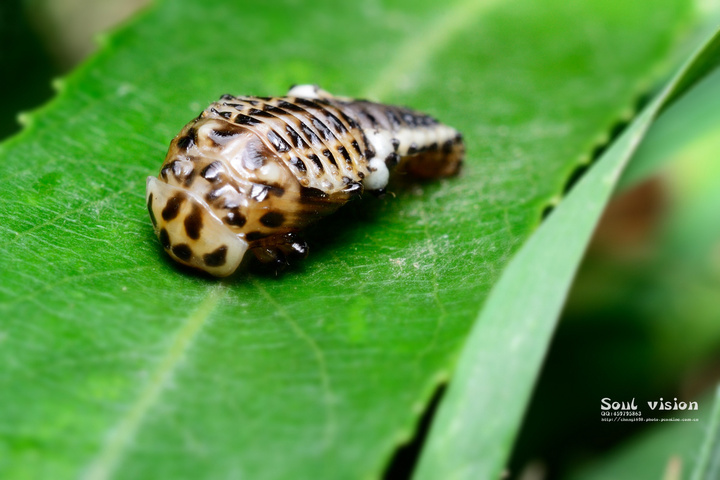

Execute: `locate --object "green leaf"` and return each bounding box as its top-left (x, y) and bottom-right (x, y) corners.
top-left (413, 27), bottom-right (720, 480)
top-left (0, 0), bottom-right (700, 478)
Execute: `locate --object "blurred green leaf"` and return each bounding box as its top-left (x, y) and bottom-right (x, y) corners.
top-left (414, 27), bottom-right (720, 480)
top-left (0, 0), bottom-right (56, 139)
top-left (0, 0), bottom-right (700, 478)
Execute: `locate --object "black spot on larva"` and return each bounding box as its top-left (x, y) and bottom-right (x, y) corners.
top-left (269, 185), bottom-right (285, 197)
top-left (295, 98), bottom-right (320, 109)
top-left (307, 154), bottom-right (323, 171)
top-left (159, 228), bottom-right (171, 249)
top-left (249, 184), bottom-right (283, 201)
top-left (289, 156), bottom-right (307, 172)
top-left (312, 118), bottom-right (333, 141)
top-left (201, 161), bottom-right (222, 182)
top-left (403, 112), bottom-right (417, 126)
top-left (246, 99), bottom-right (260, 106)
top-left (300, 186), bottom-right (329, 203)
top-left (235, 114), bottom-right (262, 126)
top-left (203, 246), bottom-right (228, 267)
top-left (408, 143), bottom-right (419, 155)
top-left (250, 184), bottom-right (270, 202)
top-left (300, 123), bottom-right (321, 145)
top-left (260, 211), bottom-right (285, 228)
top-left (386, 110), bottom-right (401, 128)
top-left (246, 231), bottom-right (266, 241)
top-left (322, 149), bottom-right (338, 167)
top-left (278, 100), bottom-right (305, 112)
top-left (442, 139), bottom-right (454, 154)
top-left (172, 243), bottom-right (193, 261)
top-left (325, 112), bottom-right (347, 133)
top-left (343, 182), bottom-right (363, 196)
top-left (365, 148), bottom-right (375, 160)
top-left (220, 94), bottom-right (235, 101)
top-left (210, 107), bottom-right (232, 119)
top-left (160, 166), bottom-right (170, 180)
top-left (184, 204), bottom-right (203, 240)
top-left (267, 130), bottom-right (291, 152)
top-left (161, 194), bottom-right (185, 221)
top-left (248, 108), bottom-right (263, 116)
top-left (337, 110), bottom-right (359, 129)
top-left (286, 125), bottom-right (308, 149)
top-left (206, 189), bottom-right (222, 202)
top-left (385, 152), bottom-right (400, 168)
top-left (183, 168), bottom-right (197, 187)
top-left (211, 128), bottom-right (237, 138)
top-left (351, 140), bottom-right (361, 154)
top-left (176, 128), bottom-right (197, 150)
top-left (147, 194), bottom-right (157, 227)
top-left (263, 104), bottom-right (283, 114)
top-left (224, 210), bottom-right (246, 227)
top-left (338, 145), bottom-right (351, 164)
top-left (253, 109), bottom-right (275, 118)
top-left (428, 142), bottom-right (438, 151)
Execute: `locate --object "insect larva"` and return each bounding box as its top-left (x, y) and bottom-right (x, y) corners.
top-left (146, 85), bottom-right (464, 276)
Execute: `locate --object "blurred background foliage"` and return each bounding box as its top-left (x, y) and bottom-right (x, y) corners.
top-left (2, 0), bottom-right (719, 478)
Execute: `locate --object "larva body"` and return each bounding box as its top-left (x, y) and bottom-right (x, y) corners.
top-left (146, 85), bottom-right (463, 276)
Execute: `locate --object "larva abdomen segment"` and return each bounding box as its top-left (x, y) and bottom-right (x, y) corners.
top-left (146, 85), bottom-right (463, 276)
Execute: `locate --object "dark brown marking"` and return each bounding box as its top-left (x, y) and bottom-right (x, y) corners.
top-left (224, 210), bottom-right (246, 227)
top-left (299, 186), bottom-right (329, 203)
top-left (161, 194), bottom-right (185, 221)
top-left (172, 243), bottom-right (192, 261)
top-left (391, 138), bottom-right (400, 151)
top-left (386, 110), bottom-right (401, 128)
top-left (385, 152), bottom-right (400, 168)
top-left (220, 94), bottom-right (235, 101)
top-left (203, 246), bottom-right (228, 267)
top-left (260, 211), bottom-right (285, 228)
top-left (183, 168), bottom-right (197, 187)
top-left (322, 149), bottom-right (338, 167)
top-left (442, 139), bottom-right (453, 154)
top-left (200, 161), bottom-right (222, 182)
top-left (300, 123), bottom-right (321, 145)
top-left (176, 128), bottom-right (197, 150)
top-left (307, 154), bottom-right (323, 171)
top-left (184, 204), bottom-right (203, 240)
top-left (235, 114), bottom-right (262, 126)
top-left (206, 189), bottom-right (222, 202)
top-left (408, 143), bottom-right (419, 155)
top-left (267, 130), bottom-right (291, 152)
top-left (285, 125), bottom-right (308, 148)
top-left (147, 194), bottom-right (157, 227)
top-left (159, 228), bottom-right (171, 249)
top-left (210, 107), bottom-right (232, 119)
top-left (312, 118), bottom-right (333, 140)
top-left (289, 156), bottom-right (307, 172)
top-left (278, 100), bottom-right (305, 112)
top-left (342, 182), bottom-right (363, 196)
top-left (246, 231), bottom-right (266, 241)
top-left (351, 140), bottom-right (361, 154)
top-left (338, 146), bottom-right (351, 163)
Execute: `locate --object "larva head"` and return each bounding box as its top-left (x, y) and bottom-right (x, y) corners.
top-left (146, 176), bottom-right (248, 277)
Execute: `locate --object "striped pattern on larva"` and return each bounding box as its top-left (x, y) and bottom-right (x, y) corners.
top-left (146, 85), bottom-right (464, 276)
